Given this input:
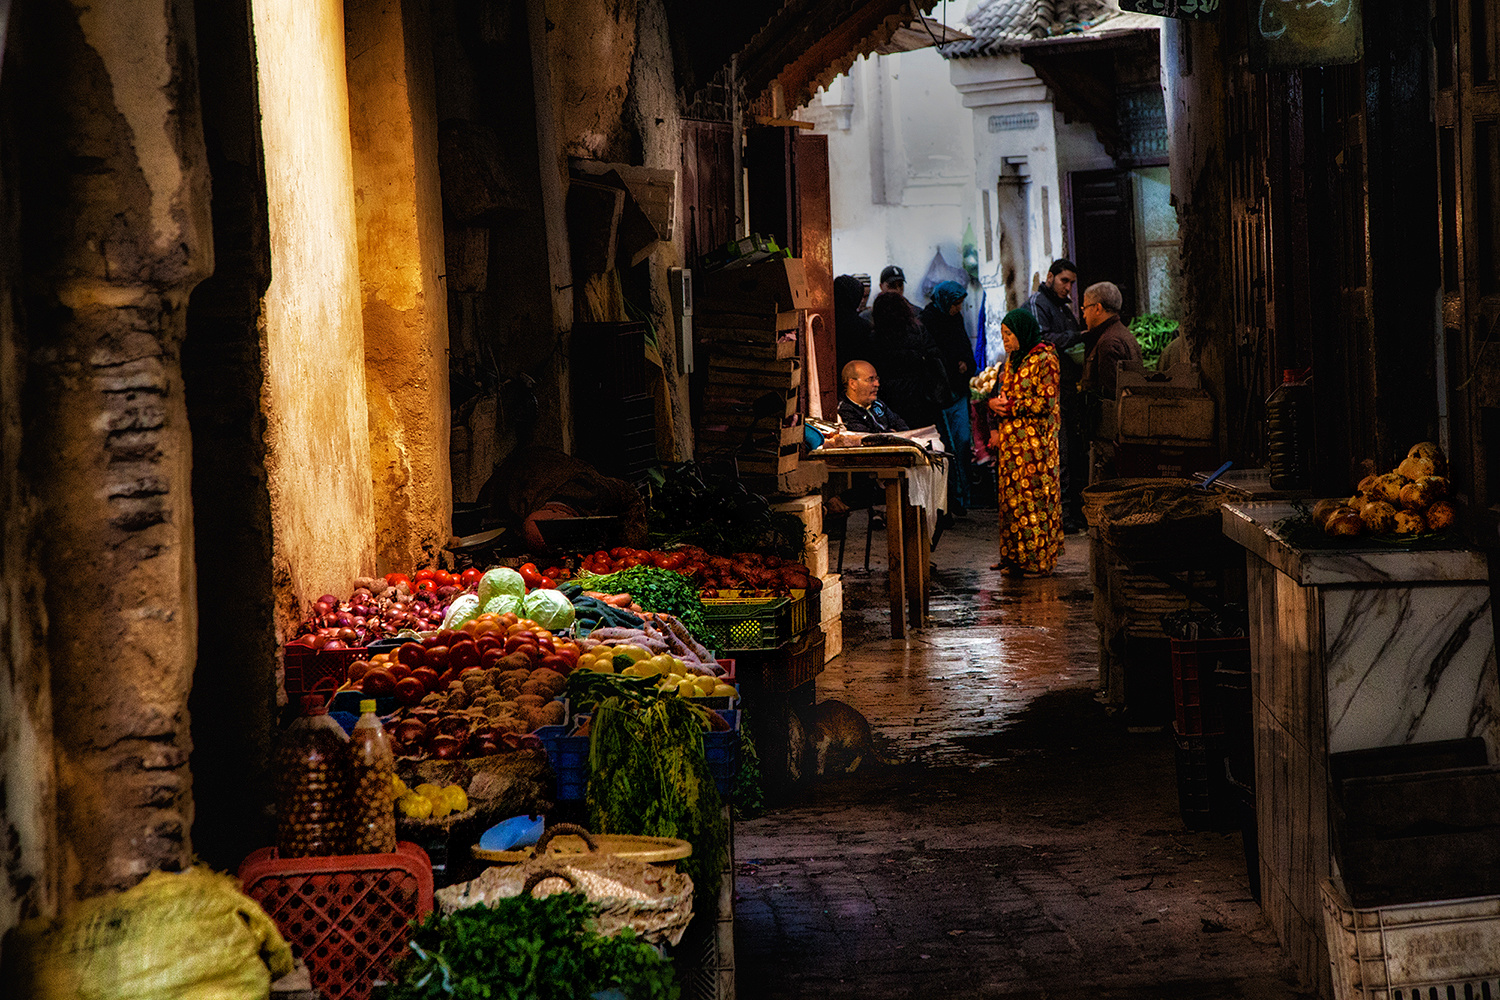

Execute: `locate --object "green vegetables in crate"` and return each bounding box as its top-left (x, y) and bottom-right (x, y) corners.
top-left (587, 695), bottom-right (727, 904)
top-left (1129, 313), bottom-right (1180, 371)
top-left (572, 566), bottom-right (712, 646)
top-left (387, 895), bottom-right (678, 1000)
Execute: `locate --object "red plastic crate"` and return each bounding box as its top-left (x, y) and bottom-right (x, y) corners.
top-left (1170, 636), bottom-right (1251, 737)
top-left (283, 644), bottom-right (368, 701)
top-left (238, 842), bottom-right (433, 1000)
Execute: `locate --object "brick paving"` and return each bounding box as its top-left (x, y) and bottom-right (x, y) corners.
top-left (734, 514), bottom-right (1311, 999)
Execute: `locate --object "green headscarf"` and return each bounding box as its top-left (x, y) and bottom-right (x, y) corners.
top-left (1002, 307), bottom-right (1044, 369)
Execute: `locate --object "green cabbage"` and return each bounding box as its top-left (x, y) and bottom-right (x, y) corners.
top-left (483, 593), bottom-right (523, 617)
top-left (522, 589), bottom-right (576, 630)
top-left (476, 567), bottom-right (526, 608)
top-left (440, 593), bottom-right (481, 631)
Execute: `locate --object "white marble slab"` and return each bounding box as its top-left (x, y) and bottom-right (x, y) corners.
top-left (1221, 502), bottom-right (1490, 586)
top-left (1323, 584), bottom-right (1500, 755)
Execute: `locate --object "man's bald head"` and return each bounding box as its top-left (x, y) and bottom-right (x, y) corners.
top-left (842, 360), bottom-right (880, 406)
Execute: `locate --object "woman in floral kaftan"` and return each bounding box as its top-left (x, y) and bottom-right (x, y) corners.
top-left (987, 307), bottom-right (1064, 575)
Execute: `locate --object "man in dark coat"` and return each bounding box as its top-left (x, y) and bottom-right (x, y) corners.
top-left (920, 280), bottom-right (973, 515)
top-left (837, 360), bottom-right (910, 433)
top-left (1027, 259), bottom-right (1084, 530)
top-left (1080, 280), bottom-right (1141, 483)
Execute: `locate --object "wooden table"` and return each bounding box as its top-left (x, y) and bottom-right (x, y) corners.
top-left (811, 445), bottom-right (944, 638)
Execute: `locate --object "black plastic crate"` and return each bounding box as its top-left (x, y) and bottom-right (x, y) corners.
top-left (1173, 725), bottom-right (1235, 832)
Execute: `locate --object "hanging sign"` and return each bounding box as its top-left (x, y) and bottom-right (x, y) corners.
top-left (1117, 0), bottom-right (1220, 18)
top-left (1252, 0), bottom-right (1363, 68)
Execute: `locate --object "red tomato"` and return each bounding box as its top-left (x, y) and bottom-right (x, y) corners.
top-left (460, 567), bottom-right (483, 587)
top-left (609, 547), bottom-right (630, 559)
top-left (539, 576), bottom-right (556, 590)
top-left (660, 552), bottom-right (687, 570)
top-left (552, 645), bottom-right (580, 666)
top-left (518, 562), bottom-right (543, 588)
top-left (438, 571), bottom-right (459, 587)
top-left (413, 568), bottom-right (438, 582)
top-left (539, 654), bottom-right (572, 675)
top-left (415, 579), bottom-right (436, 593)
top-left (384, 572), bottom-right (412, 587)
top-left (542, 566), bottom-right (564, 579)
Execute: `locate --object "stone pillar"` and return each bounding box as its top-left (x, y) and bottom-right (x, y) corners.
top-left (9, 0), bottom-right (213, 904)
top-left (345, 0), bottom-right (453, 573)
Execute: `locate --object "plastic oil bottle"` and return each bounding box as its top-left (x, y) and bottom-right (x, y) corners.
top-left (1266, 369), bottom-right (1313, 491)
top-left (348, 699), bottom-right (397, 854)
top-left (274, 695), bottom-right (351, 857)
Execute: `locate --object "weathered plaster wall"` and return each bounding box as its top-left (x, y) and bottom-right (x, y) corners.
top-left (1161, 19), bottom-right (1232, 455)
top-left (625, 0), bottom-right (691, 459)
top-left (547, 0), bottom-right (638, 161)
top-left (0, 42), bottom-right (57, 935)
top-left (252, 0), bottom-right (376, 628)
top-left (346, 0), bottom-right (452, 573)
top-left (9, 0), bottom-right (212, 907)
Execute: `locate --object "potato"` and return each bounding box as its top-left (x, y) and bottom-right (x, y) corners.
top-left (1374, 472), bottom-right (1410, 505)
top-left (1325, 507), bottom-right (1365, 537)
top-left (515, 693), bottom-right (546, 709)
top-left (520, 678), bottom-right (551, 697)
top-left (1426, 500), bottom-right (1459, 530)
top-left (1356, 474), bottom-right (1380, 495)
top-left (1401, 476), bottom-right (1449, 510)
top-left (529, 667), bottom-right (565, 689)
top-left (1398, 456), bottom-right (1437, 481)
top-left (1312, 498), bottom-right (1346, 529)
top-left (1393, 510), bottom-right (1426, 534)
top-left (1360, 500), bottom-right (1397, 534)
top-left (1408, 441), bottom-right (1448, 476)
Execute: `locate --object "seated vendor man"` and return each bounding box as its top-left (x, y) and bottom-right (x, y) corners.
top-left (837, 360), bottom-right (910, 433)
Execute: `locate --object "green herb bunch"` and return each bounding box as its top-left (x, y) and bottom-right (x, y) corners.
top-left (387, 895), bottom-right (679, 1000)
top-left (572, 566), bottom-right (712, 647)
top-left (587, 696), bottom-right (728, 904)
top-left (1129, 313), bottom-right (1180, 370)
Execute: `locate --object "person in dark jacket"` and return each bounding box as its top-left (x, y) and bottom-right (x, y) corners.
top-left (1080, 280), bottom-right (1142, 483)
top-left (921, 280), bottom-right (973, 514)
top-left (837, 360), bottom-right (910, 433)
top-left (834, 274), bottom-right (875, 376)
top-left (870, 290), bottom-right (945, 430)
top-left (1027, 259), bottom-right (1085, 530)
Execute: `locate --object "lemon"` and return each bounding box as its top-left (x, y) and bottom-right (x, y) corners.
top-left (415, 783), bottom-right (442, 801)
top-left (677, 678), bottom-right (697, 696)
top-left (391, 775), bottom-right (408, 797)
top-left (442, 785), bottom-right (469, 813)
top-left (426, 793), bottom-right (452, 819)
top-left (694, 675), bottom-right (717, 695)
top-left (398, 793), bottom-right (432, 820)
top-left (712, 683), bottom-right (738, 698)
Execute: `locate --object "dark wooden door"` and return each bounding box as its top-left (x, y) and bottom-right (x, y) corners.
top-left (1068, 169), bottom-right (1138, 319)
top-left (679, 120), bottom-right (736, 268)
top-left (1437, 0), bottom-right (1500, 507)
top-left (794, 131), bottom-right (836, 418)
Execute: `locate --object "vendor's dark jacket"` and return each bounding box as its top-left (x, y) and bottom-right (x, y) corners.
top-left (1081, 316), bottom-right (1141, 399)
top-left (1027, 286), bottom-right (1083, 385)
top-left (839, 395), bottom-right (910, 434)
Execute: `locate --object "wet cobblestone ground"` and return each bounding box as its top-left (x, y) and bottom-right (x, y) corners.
top-left (734, 512), bottom-right (1311, 999)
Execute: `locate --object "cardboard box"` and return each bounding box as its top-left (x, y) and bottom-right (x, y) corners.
top-left (818, 572), bottom-right (842, 623)
top-left (1115, 362), bottom-right (1216, 444)
top-left (772, 494), bottom-right (824, 540)
top-left (821, 615), bottom-right (842, 662)
top-left (804, 533), bottom-right (829, 578)
top-left (703, 256), bottom-right (811, 312)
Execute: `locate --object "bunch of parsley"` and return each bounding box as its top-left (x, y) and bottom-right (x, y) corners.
top-left (386, 895), bottom-right (679, 1000)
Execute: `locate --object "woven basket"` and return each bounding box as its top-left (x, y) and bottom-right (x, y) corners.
top-left (436, 825), bottom-right (695, 945)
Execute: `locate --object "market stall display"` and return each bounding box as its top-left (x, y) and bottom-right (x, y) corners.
top-left (1310, 442), bottom-right (1457, 539)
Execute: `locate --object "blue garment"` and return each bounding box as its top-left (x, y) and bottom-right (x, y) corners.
top-left (936, 398), bottom-right (971, 514)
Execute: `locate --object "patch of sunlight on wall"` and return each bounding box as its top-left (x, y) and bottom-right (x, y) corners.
top-left (251, 0), bottom-right (376, 612)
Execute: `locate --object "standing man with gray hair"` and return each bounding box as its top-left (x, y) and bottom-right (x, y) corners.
top-left (1079, 281), bottom-right (1138, 400)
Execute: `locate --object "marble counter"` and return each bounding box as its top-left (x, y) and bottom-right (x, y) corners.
top-left (1222, 502), bottom-right (1500, 993)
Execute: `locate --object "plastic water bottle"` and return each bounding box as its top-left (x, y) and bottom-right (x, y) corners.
top-left (1266, 369), bottom-right (1313, 490)
top-left (348, 699), bottom-right (397, 854)
top-left (275, 695), bottom-right (351, 857)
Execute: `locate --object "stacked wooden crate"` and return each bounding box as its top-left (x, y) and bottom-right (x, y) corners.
top-left (699, 255), bottom-right (824, 497)
top-left (695, 303), bottom-right (802, 479)
top-left (771, 495), bottom-right (842, 662)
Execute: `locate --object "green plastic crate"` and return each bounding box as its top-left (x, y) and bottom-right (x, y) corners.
top-left (701, 591), bottom-right (809, 651)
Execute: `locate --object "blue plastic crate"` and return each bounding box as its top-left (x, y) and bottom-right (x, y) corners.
top-left (538, 709), bottom-right (740, 802)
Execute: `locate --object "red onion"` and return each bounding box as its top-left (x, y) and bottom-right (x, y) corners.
top-left (314, 601), bottom-right (334, 616)
top-left (323, 638), bottom-right (346, 651)
top-left (317, 594), bottom-right (339, 607)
